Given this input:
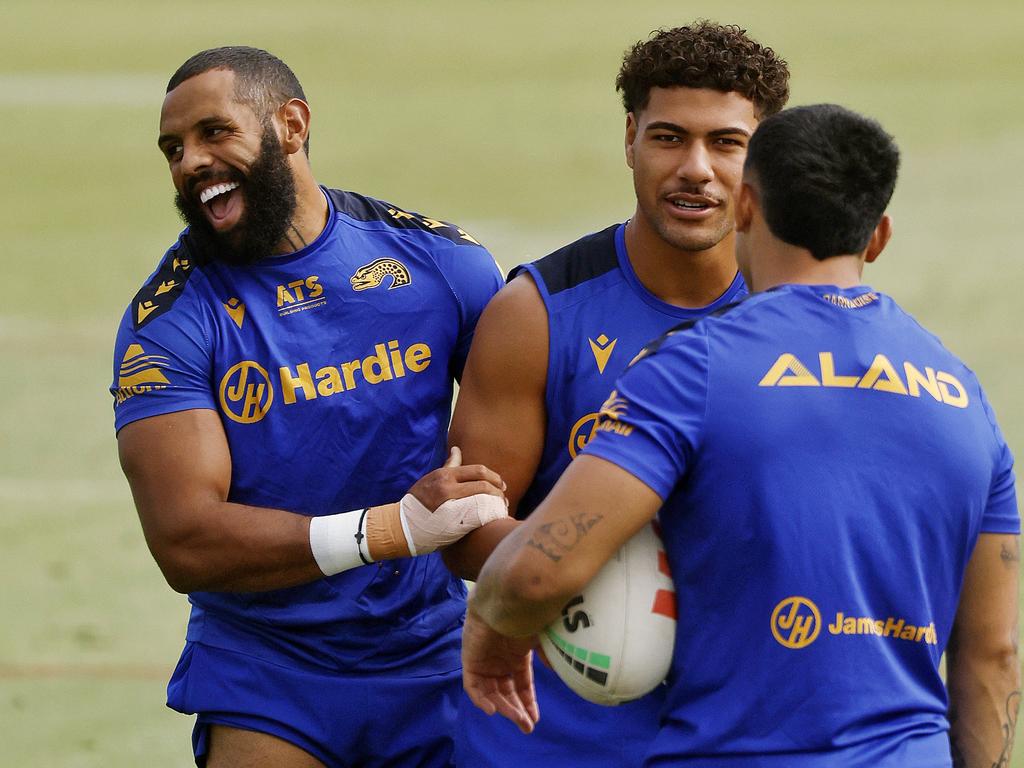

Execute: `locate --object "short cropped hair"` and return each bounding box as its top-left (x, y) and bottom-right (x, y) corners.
top-left (745, 104), bottom-right (900, 261)
top-left (616, 22), bottom-right (790, 118)
top-left (167, 46), bottom-right (309, 153)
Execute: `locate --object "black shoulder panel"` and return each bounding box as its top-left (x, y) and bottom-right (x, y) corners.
top-left (523, 225), bottom-right (619, 295)
top-left (326, 188), bottom-right (483, 248)
top-left (628, 298), bottom-right (748, 367)
top-left (131, 233), bottom-right (209, 330)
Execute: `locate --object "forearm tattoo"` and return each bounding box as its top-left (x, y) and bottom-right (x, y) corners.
top-left (949, 691), bottom-right (1021, 768)
top-left (526, 511), bottom-right (603, 562)
top-left (993, 691), bottom-right (1021, 768)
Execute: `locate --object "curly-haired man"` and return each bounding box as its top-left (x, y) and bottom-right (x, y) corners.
top-left (445, 22), bottom-right (789, 767)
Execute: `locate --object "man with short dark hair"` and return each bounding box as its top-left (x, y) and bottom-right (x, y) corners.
top-left (112, 46), bottom-right (507, 767)
top-left (444, 22), bottom-right (789, 766)
top-left (463, 104), bottom-right (1020, 767)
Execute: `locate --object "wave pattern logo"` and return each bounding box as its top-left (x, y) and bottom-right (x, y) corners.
top-left (113, 343), bottom-right (171, 405)
top-left (771, 596), bottom-right (821, 649)
top-left (219, 361), bottom-right (274, 424)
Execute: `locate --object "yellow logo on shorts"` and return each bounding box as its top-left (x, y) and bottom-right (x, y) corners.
top-left (219, 361), bottom-right (274, 424)
top-left (771, 596), bottom-right (821, 649)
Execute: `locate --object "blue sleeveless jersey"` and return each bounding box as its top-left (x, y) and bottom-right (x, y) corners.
top-left (457, 223), bottom-right (746, 767)
top-left (111, 188), bottom-right (503, 675)
top-left (584, 284), bottom-right (1019, 767)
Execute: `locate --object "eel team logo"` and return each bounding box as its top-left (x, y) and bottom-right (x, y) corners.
top-left (771, 596), bottom-right (822, 649)
top-left (588, 334), bottom-right (617, 374)
top-left (113, 344), bottom-right (170, 404)
top-left (350, 259), bottom-right (411, 291)
top-left (219, 361), bottom-right (274, 424)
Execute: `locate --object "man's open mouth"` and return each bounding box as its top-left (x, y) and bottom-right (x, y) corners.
top-left (194, 181), bottom-right (242, 226)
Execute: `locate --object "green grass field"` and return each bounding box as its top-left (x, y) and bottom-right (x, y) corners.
top-left (2, 1), bottom-right (1022, 764)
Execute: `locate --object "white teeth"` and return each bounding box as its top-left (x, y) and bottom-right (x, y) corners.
top-left (199, 182), bottom-right (239, 205)
top-left (675, 201), bottom-right (709, 209)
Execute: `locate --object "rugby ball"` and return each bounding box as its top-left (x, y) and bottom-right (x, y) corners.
top-left (538, 521), bottom-right (676, 705)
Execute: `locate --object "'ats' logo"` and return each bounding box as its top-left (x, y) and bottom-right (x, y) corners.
top-left (350, 258), bottom-right (412, 291)
top-left (771, 596), bottom-right (821, 649)
top-left (277, 276), bottom-right (326, 317)
top-left (219, 361), bottom-right (274, 424)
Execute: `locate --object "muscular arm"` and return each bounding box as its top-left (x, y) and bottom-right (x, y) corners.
top-left (461, 455), bottom-right (662, 731)
top-left (443, 274), bottom-right (549, 578)
top-left (947, 533), bottom-right (1021, 767)
top-left (471, 455), bottom-right (663, 636)
top-left (119, 409), bottom-right (504, 593)
top-left (118, 409), bottom-right (323, 593)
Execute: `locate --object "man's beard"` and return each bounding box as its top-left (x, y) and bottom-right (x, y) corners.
top-left (174, 127), bottom-right (298, 266)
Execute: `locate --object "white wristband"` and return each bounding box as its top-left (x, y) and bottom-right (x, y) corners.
top-left (309, 509), bottom-right (373, 576)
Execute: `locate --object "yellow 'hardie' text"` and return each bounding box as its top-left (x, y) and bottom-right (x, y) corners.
top-left (279, 340), bottom-right (431, 404)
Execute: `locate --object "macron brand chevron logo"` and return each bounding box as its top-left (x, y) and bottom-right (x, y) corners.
top-left (588, 334), bottom-right (617, 374)
top-left (223, 297), bottom-right (246, 329)
top-left (113, 343), bottom-right (170, 405)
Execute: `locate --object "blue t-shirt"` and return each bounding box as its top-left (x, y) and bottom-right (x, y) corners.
top-left (457, 223), bottom-right (747, 767)
top-left (111, 187), bottom-right (503, 674)
top-left (584, 284), bottom-right (1018, 767)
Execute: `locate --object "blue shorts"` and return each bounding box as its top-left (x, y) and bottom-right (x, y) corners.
top-left (169, 641), bottom-right (459, 768)
top-left (456, 656), bottom-right (663, 767)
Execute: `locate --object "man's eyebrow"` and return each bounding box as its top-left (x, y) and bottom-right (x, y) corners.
top-left (644, 121), bottom-right (752, 138)
top-left (708, 126), bottom-right (752, 138)
top-left (645, 121), bottom-right (687, 134)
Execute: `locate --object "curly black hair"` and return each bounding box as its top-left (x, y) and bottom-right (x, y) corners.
top-left (616, 22), bottom-right (790, 118)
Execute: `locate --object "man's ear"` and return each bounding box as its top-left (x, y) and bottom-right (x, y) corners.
top-left (624, 113), bottom-right (637, 169)
top-left (735, 182), bottom-right (755, 234)
top-left (864, 214), bottom-right (893, 264)
top-left (278, 98), bottom-right (311, 156)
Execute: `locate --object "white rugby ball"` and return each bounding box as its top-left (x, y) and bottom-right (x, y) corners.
top-left (539, 520), bottom-right (676, 706)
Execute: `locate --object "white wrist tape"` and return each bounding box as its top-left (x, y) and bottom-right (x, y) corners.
top-left (309, 509), bottom-right (373, 576)
top-left (398, 492), bottom-right (508, 556)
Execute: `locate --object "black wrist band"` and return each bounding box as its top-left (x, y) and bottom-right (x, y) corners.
top-left (355, 508), bottom-right (372, 565)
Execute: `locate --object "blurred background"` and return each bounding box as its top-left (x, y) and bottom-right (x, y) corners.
top-left (2, 1), bottom-right (1021, 765)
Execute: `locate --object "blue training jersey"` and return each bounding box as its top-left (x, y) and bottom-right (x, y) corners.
top-left (584, 284), bottom-right (1019, 767)
top-left (111, 187), bottom-right (503, 675)
top-left (457, 223), bottom-right (746, 767)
